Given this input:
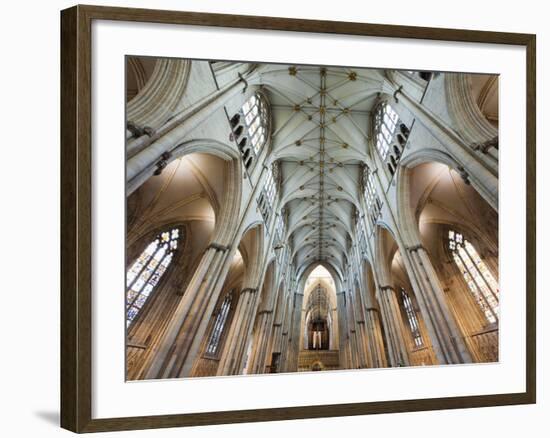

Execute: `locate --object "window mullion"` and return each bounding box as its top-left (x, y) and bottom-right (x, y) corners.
top-left (243, 103), bottom-right (256, 117)
top-left (126, 243), bottom-right (160, 293)
top-left (127, 247), bottom-right (170, 310)
top-left (456, 248), bottom-right (498, 322)
top-left (464, 243), bottom-right (500, 304)
top-left (248, 114), bottom-right (261, 138)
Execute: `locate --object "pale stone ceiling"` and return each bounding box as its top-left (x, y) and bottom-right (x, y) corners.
top-left (257, 64), bottom-right (385, 277)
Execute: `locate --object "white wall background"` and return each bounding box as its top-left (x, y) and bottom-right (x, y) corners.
top-left (0, 0), bottom-right (545, 436)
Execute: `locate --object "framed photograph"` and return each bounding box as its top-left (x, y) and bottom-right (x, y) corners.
top-left (60, 4), bottom-right (536, 433)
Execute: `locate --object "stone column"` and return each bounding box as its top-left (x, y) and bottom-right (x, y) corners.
top-left (145, 160), bottom-right (266, 379)
top-left (346, 292), bottom-right (364, 368)
top-left (244, 206), bottom-right (285, 374)
top-left (445, 73), bottom-right (499, 145)
top-left (405, 244), bottom-right (472, 364)
top-left (377, 285), bottom-right (410, 367)
top-left (391, 83), bottom-right (498, 211)
top-left (267, 323), bottom-right (282, 371)
top-left (248, 309), bottom-right (275, 374)
top-left (336, 291), bottom-right (350, 369)
top-left (261, 284), bottom-right (288, 373)
top-left (364, 306), bottom-right (388, 368)
top-left (352, 284), bottom-right (371, 368)
top-left (356, 198), bottom-right (388, 368)
top-left (144, 243), bottom-right (230, 379)
top-left (277, 293), bottom-right (294, 372)
top-left (217, 287), bottom-right (260, 375)
top-left (270, 286), bottom-right (289, 352)
top-left (283, 292), bottom-right (303, 373)
top-left (349, 329), bottom-right (359, 369)
top-left (361, 277), bottom-right (387, 368)
top-left (346, 337), bottom-right (354, 369)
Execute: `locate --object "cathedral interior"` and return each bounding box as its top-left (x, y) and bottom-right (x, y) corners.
top-left (125, 58), bottom-right (499, 380)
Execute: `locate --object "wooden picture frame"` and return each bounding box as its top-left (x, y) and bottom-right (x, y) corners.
top-left (60, 4), bottom-right (536, 433)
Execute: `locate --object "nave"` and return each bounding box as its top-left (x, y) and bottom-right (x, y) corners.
top-left (125, 59), bottom-right (499, 379)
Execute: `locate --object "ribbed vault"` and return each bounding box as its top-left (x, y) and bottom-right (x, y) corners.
top-left (258, 64), bottom-right (385, 275)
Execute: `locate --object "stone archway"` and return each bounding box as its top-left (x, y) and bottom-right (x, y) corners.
top-left (399, 159), bottom-right (499, 363)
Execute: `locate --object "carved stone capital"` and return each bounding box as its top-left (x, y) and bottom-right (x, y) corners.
top-left (127, 121), bottom-right (155, 138)
top-left (406, 243), bottom-right (424, 253)
top-left (240, 287), bottom-right (258, 295)
top-left (456, 166), bottom-right (471, 185)
top-left (472, 136), bottom-right (499, 154)
top-left (207, 242), bottom-right (230, 252)
top-left (153, 151), bottom-right (172, 176)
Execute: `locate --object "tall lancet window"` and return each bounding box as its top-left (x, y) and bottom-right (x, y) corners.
top-left (356, 212), bottom-right (368, 255)
top-left (363, 166), bottom-right (382, 226)
top-left (400, 288), bottom-right (423, 348)
top-left (242, 94), bottom-right (268, 155)
top-left (275, 212), bottom-right (285, 242)
top-left (374, 102), bottom-right (399, 160)
top-left (126, 227), bottom-right (181, 326)
top-left (206, 292), bottom-right (233, 356)
top-left (264, 165), bottom-right (277, 205)
top-left (230, 93), bottom-right (269, 171)
top-left (448, 230), bottom-right (499, 324)
top-left (258, 163), bottom-right (279, 223)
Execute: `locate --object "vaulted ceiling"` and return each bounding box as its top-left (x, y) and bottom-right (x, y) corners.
top-left (257, 64), bottom-right (386, 278)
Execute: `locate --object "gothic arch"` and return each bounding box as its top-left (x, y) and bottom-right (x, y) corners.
top-left (373, 225), bottom-right (399, 287)
top-left (302, 279), bottom-right (336, 351)
top-left (191, 251), bottom-right (245, 377)
top-left (397, 151), bottom-right (497, 249)
top-left (124, 60), bottom-right (501, 379)
top-left (396, 148), bottom-right (484, 247)
top-left (445, 73), bottom-right (498, 144)
top-left (127, 58), bottom-right (191, 131)
top-left (126, 220), bottom-right (189, 264)
top-left (127, 138), bottom-right (242, 195)
top-left (237, 223), bottom-right (265, 290)
top-left (125, 222), bottom-right (193, 380)
top-left (127, 149), bottom-right (241, 249)
top-left (420, 217), bottom-right (498, 256)
top-left (298, 260), bottom-right (343, 287)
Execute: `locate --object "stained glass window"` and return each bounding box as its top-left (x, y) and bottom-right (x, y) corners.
top-left (206, 292), bottom-right (233, 355)
top-left (355, 213), bottom-right (368, 255)
top-left (401, 288), bottom-right (423, 347)
top-left (126, 227), bottom-right (181, 326)
top-left (242, 94), bottom-right (268, 155)
top-left (374, 102), bottom-right (399, 160)
top-left (363, 166), bottom-right (382, 226)
top-left (264, 166), bottom-right (276, 205)
top-left (448, 230), bottom-right (499, 324)
top-left (258, 164), bottom-right (278, 223)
